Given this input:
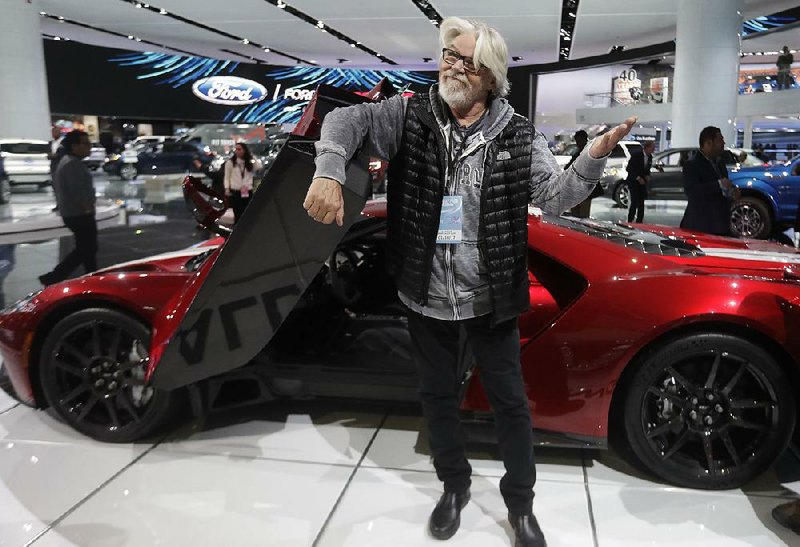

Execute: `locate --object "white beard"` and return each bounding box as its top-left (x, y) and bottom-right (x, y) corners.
top-left (438, 71), bottom-right (484, 111)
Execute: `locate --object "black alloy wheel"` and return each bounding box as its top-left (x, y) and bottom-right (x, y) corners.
top-left (119, 163), bottom-right (138, 181)
top-left (613, 180), bottom-right (630, 208)
top-left (39, 308), bottom-right (177, 442)
top-left (622, 333), bottom-right (795, 489)
top-left (730, 197), bottom-right (772, 239)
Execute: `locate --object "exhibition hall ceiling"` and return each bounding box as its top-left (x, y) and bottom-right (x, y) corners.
top-left (38, 0), bottom-right (800, 68)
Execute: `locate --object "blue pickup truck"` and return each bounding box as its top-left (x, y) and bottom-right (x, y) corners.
top-left (729, 155), bottom-right (800, 238)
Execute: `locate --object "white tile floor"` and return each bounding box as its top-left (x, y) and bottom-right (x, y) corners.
top-left (0, 399), bottom-right (798, 547)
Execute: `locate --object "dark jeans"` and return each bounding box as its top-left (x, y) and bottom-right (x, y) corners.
top-left (406, 309), bottom-right (536, 514)
top-left (229, 192), bottom-right (251, 224)
top-left (627, 181), bottom-right (646, 223)
top-left (45, 214), bottom-right (98, 283)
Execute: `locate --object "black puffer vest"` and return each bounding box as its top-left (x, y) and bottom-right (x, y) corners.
top-left (386, 93), bottom-right (533, 324)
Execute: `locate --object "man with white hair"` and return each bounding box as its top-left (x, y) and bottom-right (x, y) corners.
top-left (304, 17), bottom-right (634, 546)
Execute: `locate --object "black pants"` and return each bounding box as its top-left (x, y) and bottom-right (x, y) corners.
top-left (407, 310), bottom-right (535, 514)
top-left (627, 181), bottom-right (646, 223)
top-left (229, 192), bottom-right (251, 224)
top-left (45, 214), bottom-right (98, 283)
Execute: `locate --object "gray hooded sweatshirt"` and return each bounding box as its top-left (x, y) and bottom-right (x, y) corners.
top-left (314, 85), bottom-right (608, 321)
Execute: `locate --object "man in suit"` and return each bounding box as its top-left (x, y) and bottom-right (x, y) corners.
top-left (626, 140), bottom-right (654, 223)
top-left (680, 126), bottom-right (740, 236)
top-left (567, 130), bottom-right (594, 218)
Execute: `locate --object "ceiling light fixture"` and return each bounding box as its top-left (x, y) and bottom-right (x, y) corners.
top-left (422, 57), bottom-right (433, 62)
top-left (411, 0), bottom-right (442, 26)
top-left (512, 56), bottom-right (524, 61)
top-left (259, 1), bottom-right (392, 62)
top-left (159, 8), bottom-right (167, 14)
top-left (558, 0), bottom-right (580, 61)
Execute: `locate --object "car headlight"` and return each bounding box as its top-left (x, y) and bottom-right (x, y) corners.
top-left (604, 167), bottom-right (620, 177)
top-left (108, 154), bottom-right (121, 162)
top-left (2, 290), bottom-right (42, 314)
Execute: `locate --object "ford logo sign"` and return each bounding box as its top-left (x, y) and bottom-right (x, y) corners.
top-left (192, 76), bottom-right (268, 106)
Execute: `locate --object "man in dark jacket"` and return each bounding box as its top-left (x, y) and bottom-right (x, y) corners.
top-left (566, 130), bottom-right (594, 218)
top-left (680, 126), bottom-right (739, 236)
top-left (776, 46), bottom-right (794, 90)
top-left (39, 130), bottom-right (97, 285)
top-left (626, 140), bottom-right (654, 223)
top-left (303, 17), bottom-right (634, 547)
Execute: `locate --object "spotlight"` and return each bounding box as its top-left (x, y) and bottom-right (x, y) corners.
top-left (512, 56), bottom-right (524, 61)
top-left (422, 57), bottom-right (433, 63)
top-left (609, 45), bottom-right (625, 53)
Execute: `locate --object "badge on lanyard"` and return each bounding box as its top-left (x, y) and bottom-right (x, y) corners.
top-left (437, 195), bottom-right (463, 244)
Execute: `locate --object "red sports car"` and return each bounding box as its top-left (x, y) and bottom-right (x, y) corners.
top-left (1, 197), bottom-right (800, 490)
top-left (1, 84), bottom-right (800, 493)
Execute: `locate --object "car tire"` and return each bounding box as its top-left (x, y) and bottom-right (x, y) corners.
top-left (0, 178), bottom-right (10, 204)
top-left (39, 308), bottom-right (180, 443)
top-left (613, 180), bottom-right (629, 208)
top-left (621, 333), bottom-right (795, 489)
top-left (119, 163), bottom-right (138, 181)
top-left (730, 197), bottom-right (772, 239)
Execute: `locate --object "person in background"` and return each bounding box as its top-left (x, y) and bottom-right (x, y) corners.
top-left (680, 126), bottom-right (740, 236)
top-left (566, 130), bottom-right (594, 218)
top-left (48, 126), bottom-right (65, 175)
top-left (776, 46), bottom-right (794, 90)
top-left (626, 140), bottom-right (655, 223)
top-left (224, 142), bottom-right (262, 224)
top-left (39, 130), bottom-right (97, 285)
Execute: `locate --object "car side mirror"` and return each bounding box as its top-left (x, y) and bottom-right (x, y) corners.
top-left (182, 176), bottom-right (231, 237)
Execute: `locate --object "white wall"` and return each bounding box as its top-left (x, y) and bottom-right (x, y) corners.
top-left (534, 66), bottom-right (622, 138)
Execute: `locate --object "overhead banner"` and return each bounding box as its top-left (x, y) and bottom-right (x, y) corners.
top-left (45, 41), bottom-right (435, 123)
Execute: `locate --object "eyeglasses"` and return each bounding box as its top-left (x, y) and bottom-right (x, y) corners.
top-left (441, 48), bottom-right (480, 74)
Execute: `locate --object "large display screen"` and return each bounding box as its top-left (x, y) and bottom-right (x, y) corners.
top-left (45, 41), bottom-right (436, 123)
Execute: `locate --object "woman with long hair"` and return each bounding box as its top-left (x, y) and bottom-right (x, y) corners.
top-left (224, 142), bottom-right (262, 224)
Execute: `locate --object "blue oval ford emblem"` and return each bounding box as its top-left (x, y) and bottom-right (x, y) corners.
top-left (192, 76), bottom-right (268, 106)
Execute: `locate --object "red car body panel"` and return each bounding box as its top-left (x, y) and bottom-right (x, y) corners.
top-left (0, 245), bottom-right (219, 405)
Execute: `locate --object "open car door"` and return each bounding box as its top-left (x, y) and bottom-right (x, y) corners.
top-left (146, 82), bottom-right (396, 390)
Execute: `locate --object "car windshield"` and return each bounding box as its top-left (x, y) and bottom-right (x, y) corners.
top-left (0, 143), bottom-right (49, 154)
top-left (184, 249), bottom-right (216, 272)
top-left (550, 215), bottom-right (705, 257)
top-left (728, 150), bottom-right (764, 166)
top-left (561, 144), bottom-right (579, 157)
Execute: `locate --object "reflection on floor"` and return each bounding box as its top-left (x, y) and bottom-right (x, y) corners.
top-left (1, 395), bottom-right (798, 546)
top-left (1, 182), bottom-right (799, 545)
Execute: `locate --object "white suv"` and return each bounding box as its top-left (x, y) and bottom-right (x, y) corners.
top-left (0, 139), bottom-right (51, 200)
